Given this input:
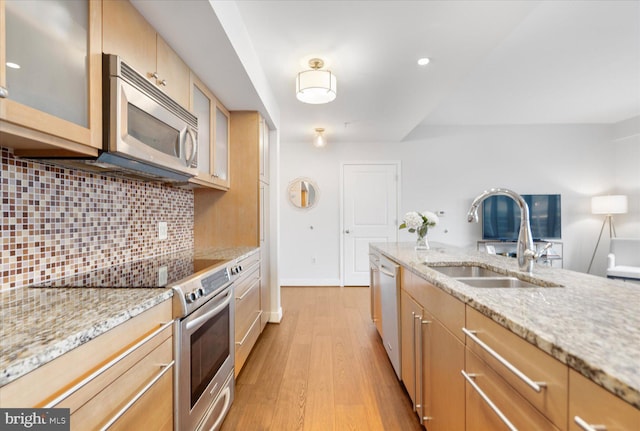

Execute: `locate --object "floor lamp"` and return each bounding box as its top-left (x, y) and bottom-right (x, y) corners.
top-left (587, 195), bottom-right (628, 273)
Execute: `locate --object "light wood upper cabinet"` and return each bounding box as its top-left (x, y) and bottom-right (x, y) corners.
top-left (102, 0), bottom-right (189, 108)
top-left (213, 102), bottom-right (230, 188)
top-left (188, 72), bottom-right (231, 190)
top-left (0, 0), bottom-right (102, 156)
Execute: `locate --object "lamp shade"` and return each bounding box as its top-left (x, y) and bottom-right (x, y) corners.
top-left (313, 128), bottom-right (326, 147)
top-left (591, 195), bottom-right (628, 215)
top-left (296, 69), bottom-right (337, 104)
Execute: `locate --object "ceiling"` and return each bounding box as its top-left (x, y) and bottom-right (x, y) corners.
top-left (132, 1), bottom-right (640, 144)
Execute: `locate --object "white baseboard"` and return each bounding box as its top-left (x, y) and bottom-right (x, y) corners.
top-left (280, 278), bottom-right (342, 286)
top-left (268, 307), bottom-right (283, 323)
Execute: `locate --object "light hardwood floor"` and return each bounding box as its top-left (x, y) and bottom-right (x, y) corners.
top-left (221, 286), bottom-right (423, 431)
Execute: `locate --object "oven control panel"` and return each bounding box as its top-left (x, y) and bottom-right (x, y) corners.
top-left (184, 267), bottom-right (230, 304)
top-left (229, 264), bottom-right (244, 276)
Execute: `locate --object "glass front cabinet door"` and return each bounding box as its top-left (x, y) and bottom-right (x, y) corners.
top-left (189, 72), bottom-right (230, 190)
top-left (0, 0), bottom-right (102, 156)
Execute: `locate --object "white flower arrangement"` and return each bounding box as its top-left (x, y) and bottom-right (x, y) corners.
top-left (399, 210), bottom-right (439, 238)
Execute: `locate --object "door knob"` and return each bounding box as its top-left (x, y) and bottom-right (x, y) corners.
top-left (345, 229), bottom-right (351, 234)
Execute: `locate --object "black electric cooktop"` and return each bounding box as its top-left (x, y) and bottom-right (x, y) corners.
top-left (30, 252), bottom-right (229, 288)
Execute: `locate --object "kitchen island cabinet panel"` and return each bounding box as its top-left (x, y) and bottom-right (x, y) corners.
top-left (400, 268), bottom-right (465, 430)
top-left (569, 369), bottom-right (640, 431)
top-left (466, 306), bottom-right (568, 428)
top-left (372, 242), bottom-right (640, 430)
top-left (465, 349), bottom-right (560, 431)
top-left (403, 266), bottom-right (465, 342)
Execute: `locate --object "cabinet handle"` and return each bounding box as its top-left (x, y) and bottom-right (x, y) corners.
top-left (209, 386), bottom-right (232, 431)
top-left (461, 370), bottom-right (518, 431)
top-left (44, 321), bottom-right (174, 408)
top-left (149, 72), bottom-right (159, 79)
top-left (411, 312), bottom-right (419, 414)
top-left (462, 327), bottom-right (546, 393)
top-left (574, 416), bottom-right (607, 431)
top-left (99, 361), bottom-right (174, 431)
top-left (158, 79), bottom-right (167, 86)
top-left (419, 318), bottom-right (431, 423)
top-left (379, 265), bottom-right (396, 277)
top-left (236, 278), bottom-right (259, 300)
top-left (235, 311), bottom-right (262, 346)
top-left (0, 86), bottom-right (7, 98)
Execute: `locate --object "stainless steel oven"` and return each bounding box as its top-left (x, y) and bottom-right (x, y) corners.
top-left (173, 261), bottom-right (237, 431)
top-left (31, 251), bottom-right (239, 430)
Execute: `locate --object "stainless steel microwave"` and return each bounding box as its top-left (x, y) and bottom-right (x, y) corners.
top-left (100, 54), bottom-right (198, 181)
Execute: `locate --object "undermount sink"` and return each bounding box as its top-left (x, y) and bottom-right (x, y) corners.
top-left (428, 265), bottom-right (562, 288)
top-left (456, 277), bottom-right (543, 288)
top-left (429, 265), bottom-right (504, 278)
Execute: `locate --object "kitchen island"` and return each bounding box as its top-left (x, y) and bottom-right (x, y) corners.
top-left (372, 241), bottom-right (640, 415)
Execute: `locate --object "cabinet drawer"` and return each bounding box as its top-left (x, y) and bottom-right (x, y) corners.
top-left (403, 269), bottom-right (465, 341)
top-left (235, 278), bottom-right (261, 339)
top-left (465, 349), bottom-right (560, 431)
top-left (569, 369), bottom-right (640, 431)
top-left (0, 300), bottom-right (172, 408)
top-left (108, 363), bottom-right (173, 431)
top-left (235, 310), bottom-right (262, 377)
top-left (67, 336), bottom-right (173, 430)
top-left (235, 262), bottom-right (260, 299)
top-left (237, 252), bottom-right (261, 275)
top-left (465, 307), bottom-right (568, 428)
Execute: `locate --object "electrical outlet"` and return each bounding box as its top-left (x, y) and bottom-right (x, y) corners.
top-left (158, 265), bottom-right (168, 286)
top-left (312, 257), bottom-right (316, 264)
top-left (158, 222), bottom-right (168, 240)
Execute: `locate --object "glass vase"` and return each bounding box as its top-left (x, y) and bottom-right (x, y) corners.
top-left (415, 233), bottom-right (430, 250)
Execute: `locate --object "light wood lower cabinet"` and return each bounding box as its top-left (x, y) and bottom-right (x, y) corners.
top-left (465, 349), bottom-right (560, 431)
top-left (400, 268), bottom-right (465, 431)
top-left (569, 369), bottom-right (640, 431)
top-left (0, 301), bottom-right (174, 431)
top-left (391, 258), bottom-right (640, 431)
top-left (465, 307), bottom-right (568, 428)
top-left (234, 251), bottom-right (262, 377)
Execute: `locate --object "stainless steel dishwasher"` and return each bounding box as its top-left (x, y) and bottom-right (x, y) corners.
top-left (379, 254), bottom-right (401, 378)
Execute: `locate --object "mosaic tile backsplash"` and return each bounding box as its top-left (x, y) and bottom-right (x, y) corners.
top-left (1, 147), bottom-right (194, 290)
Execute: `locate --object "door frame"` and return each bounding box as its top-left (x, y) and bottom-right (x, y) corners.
top-left (339, 161), bottom-right (401, 286)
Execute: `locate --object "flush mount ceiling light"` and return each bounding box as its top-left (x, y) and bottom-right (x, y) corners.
top-left (296, 58), bottom-right (337, 104)
top-left (313, 128), bottom-right (327, 148)
top-left (417, 57), bottom-right (430, 66)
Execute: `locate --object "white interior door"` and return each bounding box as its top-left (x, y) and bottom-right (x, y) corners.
top-left (342, 163), bottom-right (399, 286)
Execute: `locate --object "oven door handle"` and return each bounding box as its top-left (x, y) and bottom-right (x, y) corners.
top-left (185, 289), bottom-right (233, 331)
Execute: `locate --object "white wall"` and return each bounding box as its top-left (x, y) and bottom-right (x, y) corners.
top-left (279, 123), bottom-right (640, 284)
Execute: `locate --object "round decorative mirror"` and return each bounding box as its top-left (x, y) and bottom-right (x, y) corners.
top-left (287, 178), bottom-right (319, 209)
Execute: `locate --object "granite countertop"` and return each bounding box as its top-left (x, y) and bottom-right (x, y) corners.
top-left (371, 242), bottom-right (640, 409)
top-left (0, 246), bottom-right (258, 388)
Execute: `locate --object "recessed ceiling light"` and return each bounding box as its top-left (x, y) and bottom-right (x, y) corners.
top-left (417, 57), bottom-right (430, 66)
top-left (6, 62), bottom-right (21, 69)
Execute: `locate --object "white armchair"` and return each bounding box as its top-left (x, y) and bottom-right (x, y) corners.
top-left (606, 238), bottom-right (640, 280)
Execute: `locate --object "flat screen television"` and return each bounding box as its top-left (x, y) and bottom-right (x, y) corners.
top-left (482, 194), bottom-right (561, 241)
